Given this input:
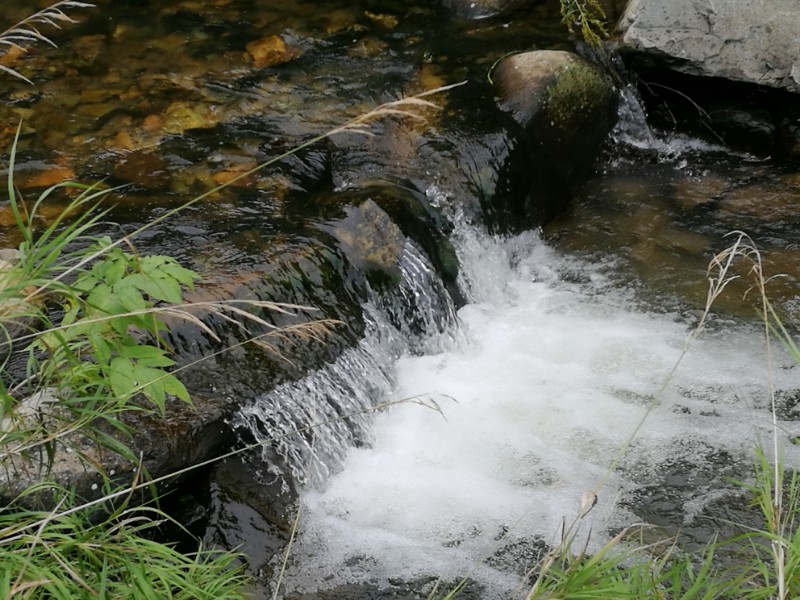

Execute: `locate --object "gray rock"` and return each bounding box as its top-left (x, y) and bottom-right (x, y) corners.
top-left (617, 0), bottom-right (800, 93)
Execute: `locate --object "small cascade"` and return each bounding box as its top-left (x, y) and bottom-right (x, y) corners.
top-left (609, 83), bottom-right (737, 160)
top-left (374, 241), bottom-right (461, 356)
top-left (234, 317), bottom-right (396, 489)
top-left (229, 62), bottom-right (800, 600)
top-left (274, 226), bottom-right (800, 598)
top-left (235, 239), bottom-right (459, 489)
top-left (610, 84), bottom-right (660, 151)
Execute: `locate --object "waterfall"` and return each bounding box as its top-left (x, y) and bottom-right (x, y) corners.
top-left (259, 221), bottom-right (799, 598)
top-left (234, 240), bottom-right (459, 490)
top-left (234, 90), bottom-right (800, 599)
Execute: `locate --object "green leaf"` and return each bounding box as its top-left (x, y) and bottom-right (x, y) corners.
top-left (140, 255), bottom-right (198, 288)
top-left (126, 271), bottom-right (183, 304)
top-left (125, 255), bottom-right (198, 303)
top-left (112, 280), bottom-right (148, 313)
top-left (72, 272), bottom-right (100, 293)
top-left (91, 248), bottom-right (130, 285)
top-left (118, 344), bottom-right (175, 368)
top-left (163, 374), bottom-right (190, 404)
top-left (88, 333), bottom-right (113, 366)
top-left (101, 254), bottom-right (127, 285)
top-left (86, 282), bottom-right (122, 314)
top-left (133, 363), bottom-right (168, 412)
top-left (108, 356), bottom-right (136, 400)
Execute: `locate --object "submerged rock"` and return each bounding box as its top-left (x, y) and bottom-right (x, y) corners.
top-left (162, 101), bottom-right (221, 134)
top-left (491, 50), bottom-right (618, 228)
top-left (307, 180), bottom-right (461, 308)
top-left (439, 0), bottom-right (533, 19)
top-left (245, 35), bottom-right (300, 69)
top-left (112, 149), bottom-right (172, 189)
top-left (323, 199), bottom-right (406, 287)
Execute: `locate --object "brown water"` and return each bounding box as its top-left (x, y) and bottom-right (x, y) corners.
top-left (549, 145), bottom-right (800, 318)
top-left (2, 0), bottom-right (798, 315)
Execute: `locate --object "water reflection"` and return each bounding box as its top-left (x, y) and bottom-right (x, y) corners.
top-left (547, 143), bottom-right (800, 317)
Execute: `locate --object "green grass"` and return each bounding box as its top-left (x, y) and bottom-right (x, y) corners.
top-left (0, 483), bottom-right (248, 599)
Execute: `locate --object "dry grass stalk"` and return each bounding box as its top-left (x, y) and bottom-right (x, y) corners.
top-left (0, 1), bottom-right (94, 84)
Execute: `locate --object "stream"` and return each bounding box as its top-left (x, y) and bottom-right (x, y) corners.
top-left (2, 1), bottom-right (800, 598)
top-left (255, 130), bottom-right (800, 598)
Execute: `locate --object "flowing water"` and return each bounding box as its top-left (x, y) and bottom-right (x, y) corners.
top-left (2, 1), bottom-right (800, 598)
top-left (271, 205), bottom-right (800, 598)
top-left (231, 107), bottom-right (800, 597)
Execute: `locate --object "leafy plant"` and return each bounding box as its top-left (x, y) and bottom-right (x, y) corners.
top-left (32, 238), bottom-right (196, 413)
top-left (0, 122), bottom-right (203, 480)
top-left (0, 149), bottom-right (249, 595)
top-left (559, 0), bottom-right (609, 47)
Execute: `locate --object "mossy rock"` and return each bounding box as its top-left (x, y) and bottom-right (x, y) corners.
top-left (490, 50), bottom-right (618, 229)
top-left (322, 199), bottom-right (407, 288)
top-left (494, 50), bottom-right (617, 138)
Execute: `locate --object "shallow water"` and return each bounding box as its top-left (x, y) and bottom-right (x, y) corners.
top-left (3, 2), bottom-right (800, 598)
top-left (276, 220), bottom-right (800, 598)
top-left (261, 97), bottom-right (800, 599)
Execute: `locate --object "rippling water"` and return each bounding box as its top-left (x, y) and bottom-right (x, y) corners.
top-left (276, 219), bottom-right (799, 598)
top-left (3, 2), bottom-right (800, 598)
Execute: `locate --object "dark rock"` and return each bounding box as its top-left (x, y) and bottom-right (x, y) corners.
top-left (631, 68), bottom-right (800, 159)
top-left (281, 577), bottom-right (487, 600)
top-left (195, 457), bottom-right (294, 575)
top-left (67, 34), bottom-right (109, 75)
top-left (777, 108), bottom-right (800, 162)
top-left (0, 231), bottom-right (371, 508)
top-left (0, 387), bottom-right (236, 508)
top-left (708, 106), bottom-right (776, 156)
top-left (311, 182), bottom-right (462, 306)
top-left (112, 149), bottom-right (172, 189)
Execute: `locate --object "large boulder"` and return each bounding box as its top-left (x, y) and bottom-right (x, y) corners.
top-left (617, 0), bottom-right (800, 94)
top-left (491, 50), bottom-right (618, 228)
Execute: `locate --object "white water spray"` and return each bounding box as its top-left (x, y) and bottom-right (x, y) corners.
top-left (275, 225), bottom-right (800, 597)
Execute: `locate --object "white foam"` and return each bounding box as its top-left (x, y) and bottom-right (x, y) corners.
top-left (278, 229), bottom-right (800, 597)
